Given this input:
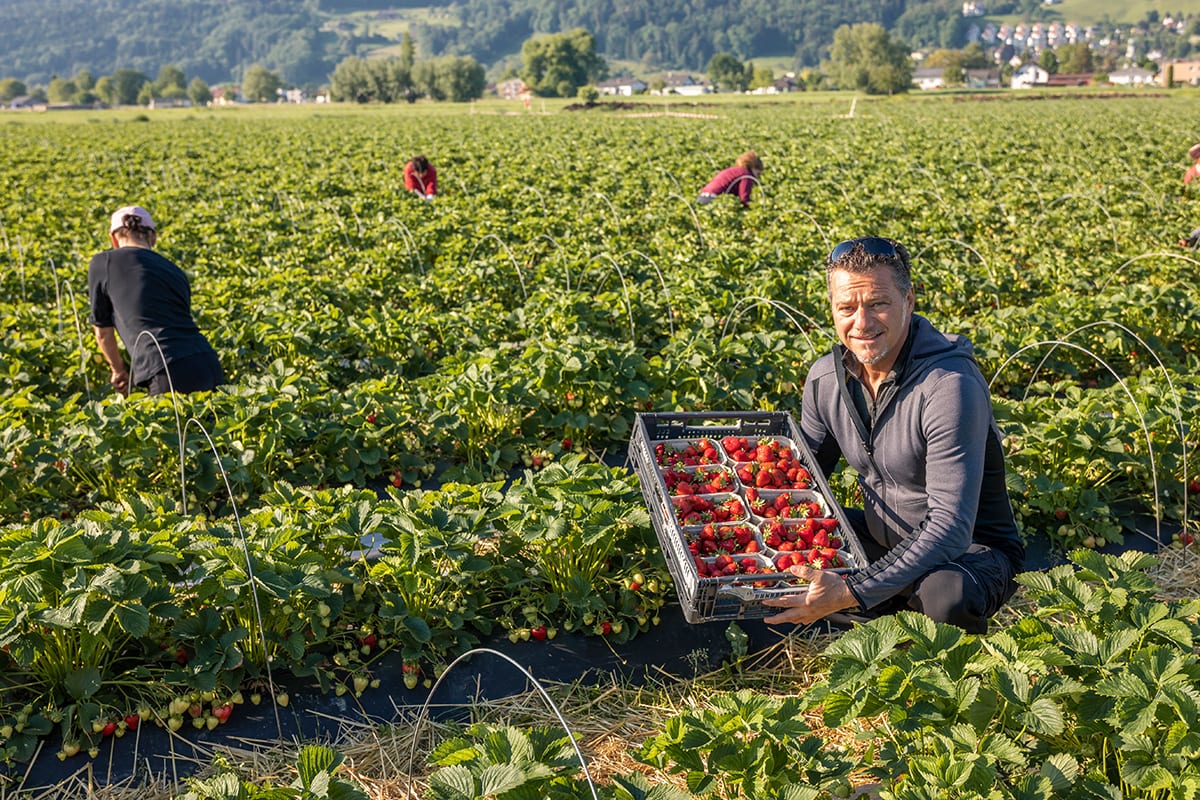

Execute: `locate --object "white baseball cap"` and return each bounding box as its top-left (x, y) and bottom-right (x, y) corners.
top-left (109, 205), bottom-right (155, 233)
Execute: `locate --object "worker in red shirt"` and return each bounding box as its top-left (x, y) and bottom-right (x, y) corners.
top-left (697, 151), bottom-right (764, 208)
top-left (404, 155), bottom-right (437, 201)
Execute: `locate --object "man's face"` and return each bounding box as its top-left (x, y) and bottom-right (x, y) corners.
top-left (828, 265), bottom-right (914, 372)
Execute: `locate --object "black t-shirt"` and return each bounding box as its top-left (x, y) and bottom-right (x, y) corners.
top-left (87, 246), bottom-right (216, 384)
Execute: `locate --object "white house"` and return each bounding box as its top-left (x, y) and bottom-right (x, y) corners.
top-left (655, 73), bottom-right (713, 96)
top-left (1011, 64), bottom-right (1049, 88)
top-left (596, 77), bottom-right (647, 96)
top-left (913, 67), bottom-right (945, 90)
top-left (1108, 66), bottom-right (1155, 86)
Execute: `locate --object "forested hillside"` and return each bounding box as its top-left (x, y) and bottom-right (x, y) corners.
top-left (404, 0), bottom-right (968, 71)
top-left (0, 0), bottom-right (360, 86)
top-left (0, 0), bottom-right (1152, 88)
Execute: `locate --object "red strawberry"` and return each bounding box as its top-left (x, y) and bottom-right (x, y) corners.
top-left (102, 721), bottom-right (116, 737)
top-left (124, 714), bottom-right (140, 731)
top-left (530, 625), bottom-right (547, 640)
top-left (212, 704), bottom-right (233, 723)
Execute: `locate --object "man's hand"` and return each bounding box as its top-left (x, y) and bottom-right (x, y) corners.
top-left (762, 566), bottom-right (858, 625)
top-left (110, 368), bottom-right (130, 396)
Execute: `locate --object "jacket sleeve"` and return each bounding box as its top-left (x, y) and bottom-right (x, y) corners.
top-left (425, 166), bottom-right (437, 195)
top-left (800, 362), bottom-right (843, 478)
top-left (844, 368), bottom-right (988, 610)
top-left (737, 176), bottom-right (754, 206)
top-left (403, 163), bottom-right (416, 191)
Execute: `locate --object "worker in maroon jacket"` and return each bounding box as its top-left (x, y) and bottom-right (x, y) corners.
top-left (404, 155), bottom-right (437, 201)
top-left (697, 151), bottom-right (764, 208)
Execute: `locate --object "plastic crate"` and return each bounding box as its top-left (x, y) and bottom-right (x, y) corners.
top-left (629, 411), bottom-right (867, 623)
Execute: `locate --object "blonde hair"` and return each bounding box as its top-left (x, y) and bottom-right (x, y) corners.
top-left (735, 150), bottom-right (764, 172)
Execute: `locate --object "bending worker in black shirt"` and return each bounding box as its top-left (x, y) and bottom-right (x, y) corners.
top-left (88, 205), bottom-right (224, 396)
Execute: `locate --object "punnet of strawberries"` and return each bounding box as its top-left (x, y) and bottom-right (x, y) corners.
top-left (673, 493), bottom-right (747, 526)
top-left (743, 487), bottom-right (823, 520)
top-left (654, 439), bottom-right (723, 468)
top-left (721, 436), bottom-right (812, 489)
top-left (662, 464), bottom-right (736, 496)
top-left (687, 522), bottom-right (761, 556)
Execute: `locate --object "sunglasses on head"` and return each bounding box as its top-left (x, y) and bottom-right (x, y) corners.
top-left (827, 236), bottom-right (899, 265)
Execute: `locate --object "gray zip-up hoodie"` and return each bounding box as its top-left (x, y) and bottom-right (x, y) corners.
top-left (801, 314), bottom-right (1024, 611)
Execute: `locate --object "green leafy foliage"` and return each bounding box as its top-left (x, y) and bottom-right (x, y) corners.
top-left (812, 550), bottom-right (1200, 798)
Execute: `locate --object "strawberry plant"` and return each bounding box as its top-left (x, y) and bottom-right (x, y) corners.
top-left (426, 723), bottom-right (587, 800)
top-left (636, 689), bottom-right (854, 798)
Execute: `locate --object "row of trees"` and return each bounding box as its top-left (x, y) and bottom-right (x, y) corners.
top-left (330, 29), bottom-right (605, 103)
top-left (0, 63), bottom-right (285, 107)
top-left (704, 23), bottom-right (913, 95)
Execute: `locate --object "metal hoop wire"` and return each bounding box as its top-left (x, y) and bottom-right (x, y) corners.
top-left (182, 417), bottom-right (285, 742)
top-left (665, 193), bottom-right (706, 250)
top-left (1022, 321), bottom-right (1189, 527)
top-left (60, 280), bottom-right (92, 402)
top-left (404, 647), bottom-right (600, 800)
top-left (1038, 193), bottom-right (1120, 253)
top-left (1098, 251), bottom-right (1200, 293)
top-left (911, 238), bottom-right (1000, 310)
top-left (720, 296), bottom-right (831, 352)
top-left (617, 249), bottom-right (674, 337)
top-left (525, 233), bottom-right (570, 292)
top-left (776, 207), bottom-right (830, 253)
top-left (466, 233), bottom-right (527, 301)
top-left (590, 253), bottom-right (637, 344)
top-left (990, 340), bottom-right (1162, 547)
top-left (593, 192), bottom-right (621, 236)
top-left (129, 330), bottom-right (187, 514)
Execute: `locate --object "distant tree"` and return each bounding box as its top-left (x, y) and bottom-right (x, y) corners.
top-left (188, 77), bottom-right (212, 106)
top-left (110, 69), bottom-right (149, 106)
top-left (93, 75), bottom-right (114, 106)
top-left (520, 28), bottom-right (607, 97)
top-left (941, 65), bottom-right (965, 86)
top-left (924, 49), bottom-right (963, 69)
top-left (242, 64), bottom-right (283, 102)
top-left (154, 65), bottom-right (187, 96)
top-left (430, 56), bottom-right (485, 102)
top-left (961, 42), bottom-right (989, 69)
top-left (413, 60), bottom-right (439, 100)
top-left (824, 23), bottom-right (912, 95)
top-left (749, 65), bottom-right (774, 90)
top-left (707, 52), bottom-right (749, 92)
top-left (577, 84), bottom-right (599, 103)
top-left (136, 82), bottom-right (155, 106)
top-left (0, 78), bottom-right (26, 101)
top-left (399, 31), bottom-right (415, 71)
top-left (329, 57), bottom-right (372, 102)
top-left (47, 77), bottom-right (77, 103)
top-left (330, 56), bottom-right (416, 103)
top-left (1057, 42), bottom-right (1093, 74)
top-left (1038, 49), bottom-right (1059, 74)
top-left (73, 69), bottom-right (94, 92)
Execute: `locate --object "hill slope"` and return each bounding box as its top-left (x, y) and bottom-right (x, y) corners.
top-left (0, 0), bottom-right (1181, 88)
